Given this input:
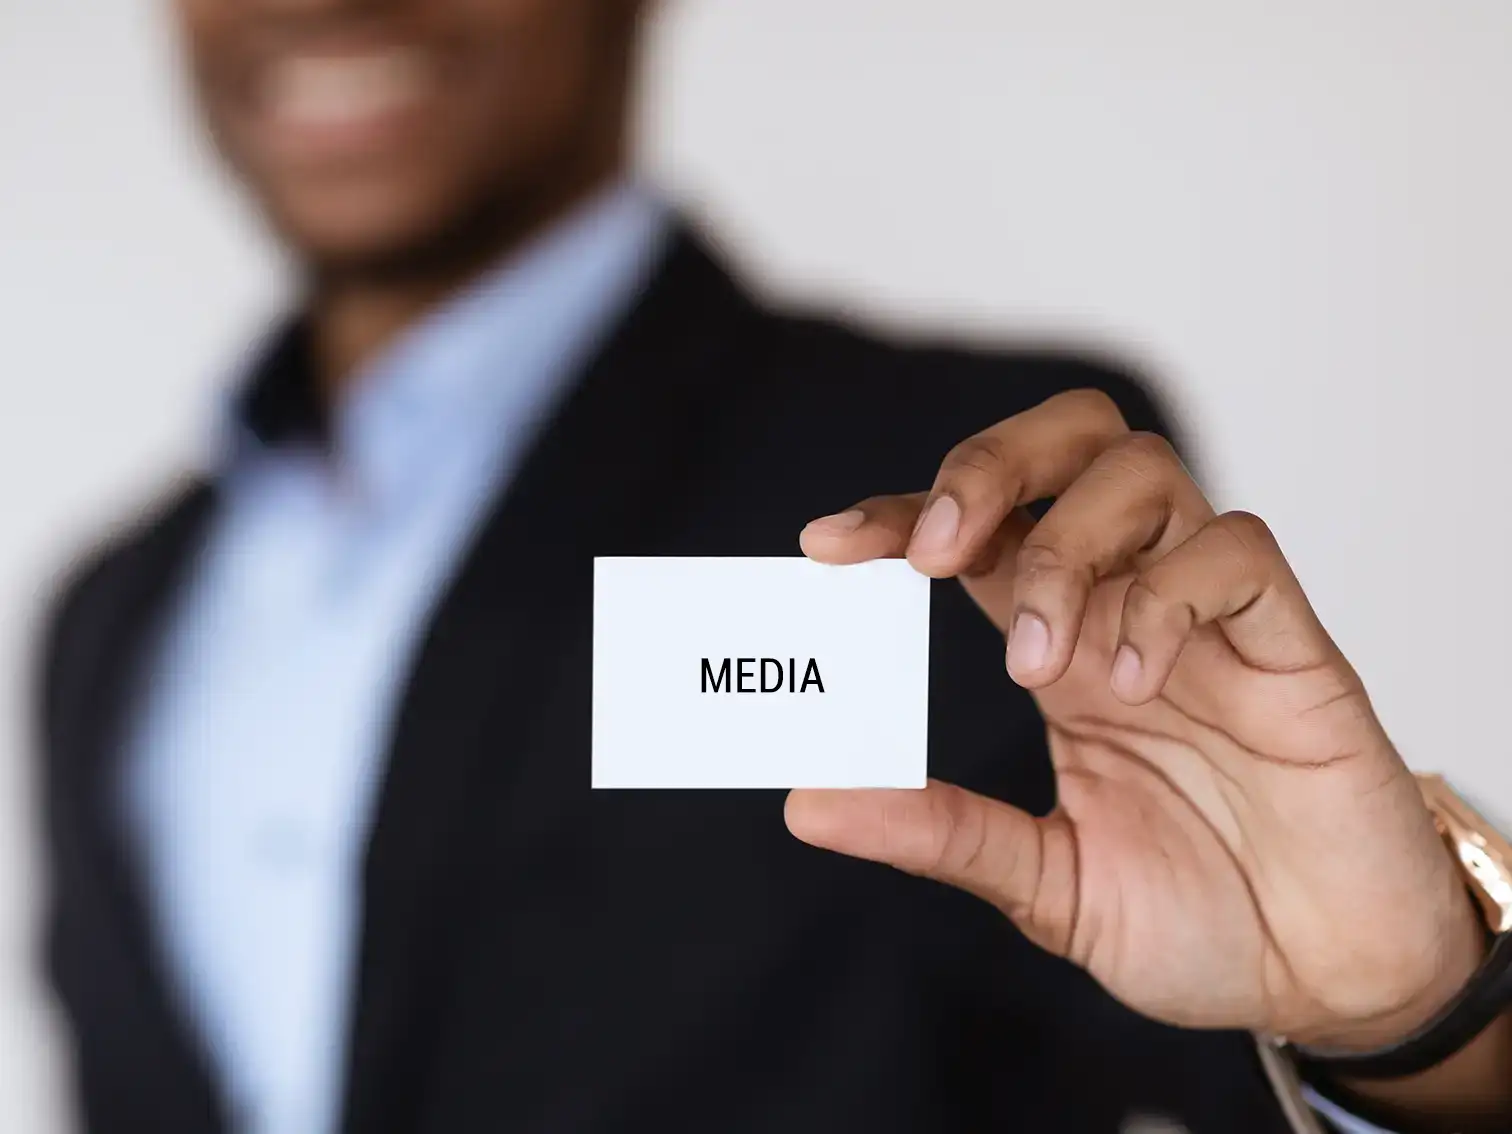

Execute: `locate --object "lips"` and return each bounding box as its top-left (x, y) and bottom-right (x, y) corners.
top-left (252, 47), bottom-right (435, 161)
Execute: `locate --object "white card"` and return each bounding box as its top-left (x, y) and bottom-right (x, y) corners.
top-left (592, 557), bottom-right (931, 789)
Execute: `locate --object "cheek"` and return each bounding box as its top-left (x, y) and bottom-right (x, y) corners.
top-left (455, 3), bottom-right (607, 172)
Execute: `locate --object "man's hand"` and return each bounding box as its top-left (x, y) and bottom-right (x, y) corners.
top-left (787, 389), bottom-right (1508, 1126)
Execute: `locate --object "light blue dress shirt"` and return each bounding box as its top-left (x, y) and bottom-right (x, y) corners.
top-left (120, 181), bottom-right (671, 1134)
top-left (119, 178), bottom-right (1394, 1134)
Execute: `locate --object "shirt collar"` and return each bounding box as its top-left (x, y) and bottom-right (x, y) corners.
top-left (220, 181), bottom-right (672, 509)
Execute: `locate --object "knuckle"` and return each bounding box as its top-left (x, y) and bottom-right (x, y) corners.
top-left (1015, 538), bottom-right (1070, 582)
top-left (936, 789), bottom-right (991, 878)
top-left (1216, 509), bottom-right (1277, 554)
top-left (941, 432), bottom-right (1009, 479)
top-left (1126, 430), bottom-right (1179, 465)
top-left (1103, 431), bottom-right (1179, 483)
top-left (1124, 576), bottom-right (1194, 636)
top-left (1059, 387), bottom-right (1128, 432)
top-left (1121, 576), bottom-right (1167, 623)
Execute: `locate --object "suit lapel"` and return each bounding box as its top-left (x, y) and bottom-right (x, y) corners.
top-left (338, 230), bottom-right (763, 1134)
top-left (54, 481), bottom-right (228, 1130)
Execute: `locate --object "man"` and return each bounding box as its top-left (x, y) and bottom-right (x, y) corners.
top-left (33, 1), bottom-right (1512, 1132)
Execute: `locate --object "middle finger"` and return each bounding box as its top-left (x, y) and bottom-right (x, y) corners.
top-left (999, 431), bottom-right (1215, 686)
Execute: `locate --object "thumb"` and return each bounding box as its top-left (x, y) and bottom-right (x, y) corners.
top-left (784, 780), bottom-right (1050, 924)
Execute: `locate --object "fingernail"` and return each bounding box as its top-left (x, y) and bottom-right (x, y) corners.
top-left (1111, 645), bottom-right (1143, 698)
top-left (803, 509), bottom-right (866, 535)
top-left (1007, 612), bottom-right (1051, 674)
top-left (910, 495), bottom-right (961, 557)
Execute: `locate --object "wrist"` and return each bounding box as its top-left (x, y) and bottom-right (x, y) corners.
top-left (1295, 886), bottom-right (1488, 1053)
top-left (1291, 897), bottom-right (1512, 1131)
top-left (1284, 774), bottom-right (1512, 1129)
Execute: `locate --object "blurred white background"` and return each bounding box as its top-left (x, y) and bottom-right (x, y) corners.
top-left (2, 0), bottom-right (1510, 1127)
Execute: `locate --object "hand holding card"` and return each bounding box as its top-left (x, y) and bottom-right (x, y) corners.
top-left (780, 389), bottom-right (1512, 1132)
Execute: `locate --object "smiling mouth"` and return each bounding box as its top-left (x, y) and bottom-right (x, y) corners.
top-left (256, 47), bottom-right (434, 156)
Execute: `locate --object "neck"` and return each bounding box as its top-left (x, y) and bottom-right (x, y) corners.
top-left (309, 166), bottom-right (623, 405)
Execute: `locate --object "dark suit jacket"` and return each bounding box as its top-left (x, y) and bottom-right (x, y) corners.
top-left (35, 228), bottom-right (1293, 1133)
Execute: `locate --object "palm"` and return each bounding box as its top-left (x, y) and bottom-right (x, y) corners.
top-left (1024, 572), bottom-right (1439, 1036)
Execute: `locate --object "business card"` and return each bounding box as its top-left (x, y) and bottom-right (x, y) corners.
top-left (591, 557), bottom-right (930, 789)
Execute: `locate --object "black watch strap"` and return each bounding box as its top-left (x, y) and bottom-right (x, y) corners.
top-left (1288, 929), bottom-right (1512, 1080)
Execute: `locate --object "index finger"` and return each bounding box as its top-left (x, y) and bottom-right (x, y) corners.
top-left (800, 388), bottom-right (1129, 573)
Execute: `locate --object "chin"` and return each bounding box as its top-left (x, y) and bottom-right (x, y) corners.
top-left (264, 179), bottom-right (488, 280)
